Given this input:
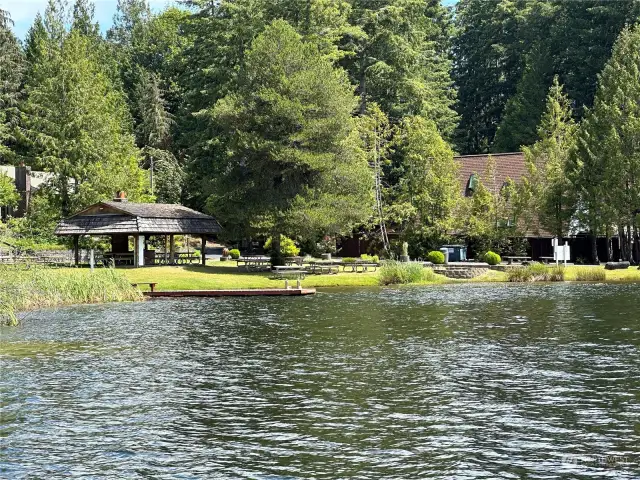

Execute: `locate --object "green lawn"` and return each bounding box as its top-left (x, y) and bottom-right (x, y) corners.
top-left (123, 261), bottom-right (380, 291)
top-left (120, 262), bottom-right (640, 291)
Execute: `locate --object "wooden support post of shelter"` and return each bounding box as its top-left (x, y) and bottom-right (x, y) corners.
top-left (201, 235), bottom-right (207, 266)
top-left (54, 194), bottom-right (222, 267)
top-left (73, 235), bottom-right (80, 266)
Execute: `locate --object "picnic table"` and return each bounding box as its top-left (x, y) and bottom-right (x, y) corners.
top-left (504, 256), bottom-right (532, 265)
top-left (104, 252), bottom-right (134, 266)
top-left (271, 265), bottom-right (307, 279)
top-left (174, 252), bottom-right (200, 265)
top-left (342, 262), bottom-right (379, 273)
top-left (236, 256), bottom-right (272, 272)
top-left (307, 261), bottom-right (340, 274)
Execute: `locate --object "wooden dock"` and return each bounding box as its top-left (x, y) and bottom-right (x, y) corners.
top-left (143, 288), bottom-right (316, 298)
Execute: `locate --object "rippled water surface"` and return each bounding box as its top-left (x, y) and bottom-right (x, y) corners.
top-left (1, 283), bottom-right (640, 479)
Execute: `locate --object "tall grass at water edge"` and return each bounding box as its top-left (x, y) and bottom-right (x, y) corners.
top-left (574, 267), bottom-right (607, 282)
top-left (507, 263), bottom-right (565, 283)
top-left (378, 261), bottom-right (438, 285)
top-left (0, 266), bottom-right (142, 326)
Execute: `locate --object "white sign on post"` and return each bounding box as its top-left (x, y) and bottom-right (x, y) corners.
top-left (554, 241), bottom-right (570, 265)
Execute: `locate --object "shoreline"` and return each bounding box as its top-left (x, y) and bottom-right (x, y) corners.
top-left (4, 263), bottom-right (640, 324)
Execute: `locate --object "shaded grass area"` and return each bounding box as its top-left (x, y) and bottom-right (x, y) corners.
top-left (0, 266), bottom-right (142, 325)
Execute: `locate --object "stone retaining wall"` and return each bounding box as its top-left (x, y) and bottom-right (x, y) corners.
top-left (433, 263), bottom-right (490, 279)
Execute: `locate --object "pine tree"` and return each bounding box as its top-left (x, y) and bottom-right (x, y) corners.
top-left (0, 9), bottom-right (24, 162)
top-left (135, 70), bottom-right (183, 203)
top-left (207, 20), bottom-right (373, 262)
top-left (572, 25), bottom-right (640, 263)
top-left (388, 115), bottom-right (460, 251)
top-left (521, 76), bottom-right (576, 239)
top-left (342, 0), bottom-right (458, 136)
top-left (21, 28), bottom-right (148, 216)
top-left (71, 0), bottom-right (100, 37)
top-left (452, 0), bottom-right (531, 154)
top-left (492, 46), bottom-right (552, 152)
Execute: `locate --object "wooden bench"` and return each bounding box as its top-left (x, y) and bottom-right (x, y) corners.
top-left (271, 266), bottom-right (307, 279)
top-left (342, 262), bottom-right (379, 273)
top-left (131, 282), bottom-right (158, 292)
top-left (504, 256), bottom-right (532, 265)
top-left (539, 256), bottom-right (555, 264)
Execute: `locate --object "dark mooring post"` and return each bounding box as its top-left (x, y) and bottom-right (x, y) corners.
top-left (73, 235), bottom-right (80, 266)
top-left (201, 235), bottom-right (207, 266)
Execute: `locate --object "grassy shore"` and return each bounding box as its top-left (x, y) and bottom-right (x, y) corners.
top-left (0, 266), bottom-right (142, 325)
top-left (3, 262), bottom-right (639, 325)
top-left (123, 261), bottom-right (640, 291)
top-left (124, 261), bottom-right (381, 290)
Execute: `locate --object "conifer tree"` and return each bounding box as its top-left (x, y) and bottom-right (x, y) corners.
top-left (0, 9), bottom-right (24, 162)
top-left (207, 20), bottom-right (373, 262)
top-left (21, 27), bottom-right (147, 216)
top-left (571, 25), bottom-right (640, 263)
top-left (388, 115), bottom-right (460, 252)
top-left (522, 76), bottom-right (576, 239)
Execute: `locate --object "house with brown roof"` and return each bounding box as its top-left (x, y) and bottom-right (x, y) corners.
top-left (454, 152), bottom-right (619, 261)
top-left (455, 152), bottom-right (529, 199)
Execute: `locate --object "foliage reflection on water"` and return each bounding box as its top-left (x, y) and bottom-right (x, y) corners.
top-left (1, 283), bottom-right (639, 478)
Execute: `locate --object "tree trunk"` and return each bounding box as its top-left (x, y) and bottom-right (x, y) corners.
top-left (359, 61), bottom-right (367, 115)
top-left (270, 230), bottom-right (284, 266)
top-left (589, 231), bottom-right (599, 265)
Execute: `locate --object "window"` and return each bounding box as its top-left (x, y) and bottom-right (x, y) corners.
top-left (465, 174), bottom-right (478, 197)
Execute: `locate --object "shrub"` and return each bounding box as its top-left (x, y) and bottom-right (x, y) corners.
top-left (342, 257), bottom-right (357, 263)
top-left (264, 235), bottom-right (300, 257)
top-left (426, 250), bottom-right (445, 264)
top-left (229, 249), bottom-right (241, 259)
top-left (378, 261), bottom-right (437, 285)
top-left (360, 254), bottom-right (379, 263)
top-left (484, 251), bottom-right (501, 265)
top-left (575, 267), bottom-right (606, 282)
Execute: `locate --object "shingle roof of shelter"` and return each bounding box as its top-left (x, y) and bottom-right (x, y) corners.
top-left (55, 200), bottom-right (222, 236)
top-left (455, 152), bottom-right (527, 196)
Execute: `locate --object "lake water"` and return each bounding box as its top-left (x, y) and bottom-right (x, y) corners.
top-left (1, 283), bottom-right (639, 479)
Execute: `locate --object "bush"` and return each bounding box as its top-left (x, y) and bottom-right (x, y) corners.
top-left (342, 257), bottom-right (357, 263)
top-left (426, 251), bottom-right (445, 264)
top-left (484, 251), bottom-right (501, 265)
top-left (228, 249), bottom-right (241, 259)
top-left (378, 261), bottom-right (437, 285)
top-left (360, 254), bottom-right (379, 263)
top-left (575, 267), bottom-right (606, 282)
top-left (264, 235), bottom-right (300, 257)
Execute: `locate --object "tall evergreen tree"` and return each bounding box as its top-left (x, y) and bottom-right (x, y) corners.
top-left (521, 76), bottom-right (576, 239)
top-left (452, 0), bottom-right (530, 154)
top-left (21, 28), bottom-right (147, 216)
top-left (342, 0), bottom-right (457, 136)
top-left (389, 115), bottom-right (460, 253)
top-left (0, 9), bottom-right (24, 162)
top-left (135, 70), bottom-right (183, 203)
top-left (572, 25), bottom-right (640, 263)
top-left (207, 20), bottom-right (373, 262)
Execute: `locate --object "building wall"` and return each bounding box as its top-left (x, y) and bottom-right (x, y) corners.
top-left (0, 166), bottom-right (52, 219)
